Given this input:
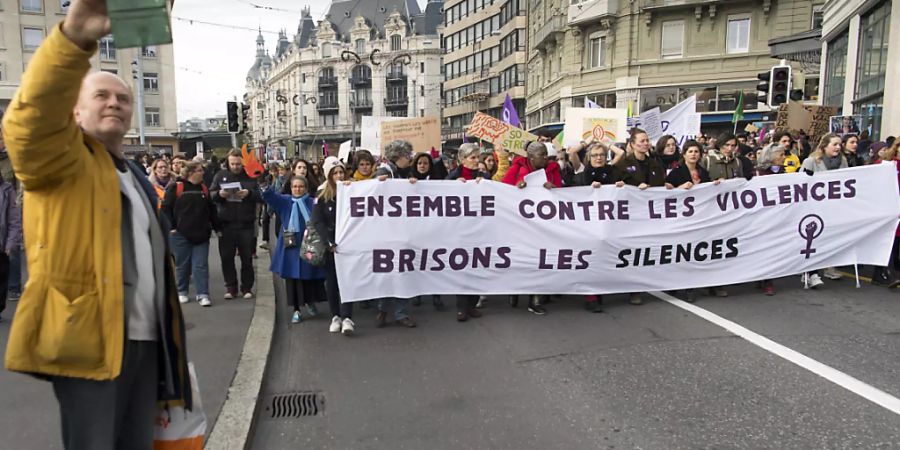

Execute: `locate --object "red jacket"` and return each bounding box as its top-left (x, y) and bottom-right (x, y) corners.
top-left (501, 156), bottom-right (563, 188)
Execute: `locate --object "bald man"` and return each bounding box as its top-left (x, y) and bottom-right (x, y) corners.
top-left (2, 1), bottom-right (191, 449)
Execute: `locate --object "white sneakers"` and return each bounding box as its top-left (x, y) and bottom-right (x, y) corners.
top-left (178, 294), bottom-right (190, 304)
top-left (243, 292), bottom-right (254, 300)
top-left (802, 273), bottom-right (825, 289)
top-left (341, 318), bottom-right (355, 336)
top-left (199, 296), bottom-right (212, 307)
top-left (329, 316), bottom-right (342, 333)
top-left (224, 291), bottom-right (235, 300)
top-left (823, 267), bottom-right (842, 280)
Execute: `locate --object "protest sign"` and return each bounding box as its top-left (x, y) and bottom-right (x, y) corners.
top-left (629, 96), bottom-right (700, 146)
top-left (338, 140), bottom-right (352, 164)
top-left (829, 115), bottom-right (863, 136)
top-left (639, 108), bottom-right (663, 143)
top-left (562, 107), bottom-right (628, 146)
top-left (361, 116), bottom-right (405, 155)
top-left (466, 112), bottom-right (536, 156)
top-left (776, 104), bottom-right (838, 145)
top-left (335, 164), bottom-right (900, 302)
top-left (380, 117), bottom-right (442, 154)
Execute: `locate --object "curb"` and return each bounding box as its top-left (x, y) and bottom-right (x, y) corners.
top-left (205, 266), bottom-right (276, 449)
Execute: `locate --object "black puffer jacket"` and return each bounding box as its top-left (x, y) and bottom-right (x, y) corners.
top-left (311, 198), bottom-right (337, 247)
top-left (209, 169), bottom-right (261, 227)
top-left (162, 181), bottom-right (219, 244)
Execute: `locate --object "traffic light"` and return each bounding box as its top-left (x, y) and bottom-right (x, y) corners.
top-left (789, 89), bottom-right (805, 102)
top-left (770, 66), bottom-right (791, 107)
top-left (226, 101), bottom-right (239, 133)
top-left (756, 71), bottom-right (771, 107)
top-left (241, 103), bottom-right (250, 133)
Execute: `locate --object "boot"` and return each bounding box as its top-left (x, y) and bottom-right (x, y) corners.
top-left (872, 266), bottom-right (892, 286)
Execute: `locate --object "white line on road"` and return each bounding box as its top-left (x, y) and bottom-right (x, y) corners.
top-left (649, 291), bottom-right (900, 417)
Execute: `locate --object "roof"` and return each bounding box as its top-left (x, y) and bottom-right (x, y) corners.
top-left (323, 0), bottom-right (440, 41)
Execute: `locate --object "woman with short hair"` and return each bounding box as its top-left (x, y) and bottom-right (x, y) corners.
top-left (148, 158), bottom-right (174, 206)
top-left (351, 150), bottom-right (378, 181)
top-left (501, 141), bottom-right (562, 189)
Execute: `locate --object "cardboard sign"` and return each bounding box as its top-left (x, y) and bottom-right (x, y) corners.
top-left (776, 103), bottom-right (838, 146)
top-left (466, 112), bottom-right (536, 156)
top-left (563, 108), bottom-right (628, 147)
top-left (380, 117), bottom-right (442, 154)
top-left (361, 116), bottom-right (406, 156)
top-left (338, 140), bottom-right (352, 164)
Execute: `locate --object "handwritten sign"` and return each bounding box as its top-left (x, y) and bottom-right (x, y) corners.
top-left (380, 117), bottom-right (442, 154)
top-left (776, 103), bottom-right (838, 146)
top-left (466, 112), bottom-right (536, 156)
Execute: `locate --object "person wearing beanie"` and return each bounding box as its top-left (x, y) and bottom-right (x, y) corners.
top-left (311, 156), bottom-right (356, 335)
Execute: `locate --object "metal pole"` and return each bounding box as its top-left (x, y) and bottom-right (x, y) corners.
top-left (134, 58), bottom-right (146, 147)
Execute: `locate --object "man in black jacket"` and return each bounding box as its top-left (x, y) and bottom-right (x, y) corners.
top-left (162, 161), bottom-right (220, 307)
top-left (210, 149), bottom-right (261, 299)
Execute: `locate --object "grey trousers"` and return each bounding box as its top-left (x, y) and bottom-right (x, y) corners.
top-left (51, 340), bottom-right (158, 450)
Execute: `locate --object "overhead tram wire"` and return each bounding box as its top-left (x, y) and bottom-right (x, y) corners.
top-left (171, 16), bottom-right (281, 35)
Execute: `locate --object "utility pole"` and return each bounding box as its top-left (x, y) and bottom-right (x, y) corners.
top-left (131, 58), bottom-right (146, 147)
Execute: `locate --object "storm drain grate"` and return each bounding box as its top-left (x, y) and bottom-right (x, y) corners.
top-left (265, 392), bottom-right (324, 418)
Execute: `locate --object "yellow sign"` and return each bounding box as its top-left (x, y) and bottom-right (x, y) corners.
top-left (380, 117), bottom-right (442, 153)
top-left (466, 112), bottom-right (536, 156)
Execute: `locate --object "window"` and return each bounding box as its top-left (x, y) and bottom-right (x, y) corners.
top-left (726, 17), bottom-right (751, 54)
top-left (101, 68), bottom-right (118, 75)
top-left (22, 27), bottom-right (44, 52)
top-left (20, 0), bottom-right (42, 13)
top-left (355, 38), bottom-right (366, 54)
top-left (855, 1), bottom-right (890, 100)
top-left (320, 114), bottom-right (337, 127)
top-left (661, 20), bottom-right (684, 59)
top-left (99, 36), bottom-right (116, 61)
top-left (811, 4), bottom-right (825, 30)
top-left (589, 36), bottom-right (605, 68)
top-left (145, 107), bottom-right (160, 127)
top-left (391, 35), bottom-right (401, 51)
top-left (143, 72), bottom-right (159, 93)
top-left (824, 33), bottom-right (848, 107)
top-left (141, 45), bottom-right (157, 58)
top-left (322, 43), bottom-right (331, 58)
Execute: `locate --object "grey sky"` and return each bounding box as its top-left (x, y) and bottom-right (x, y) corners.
top-left (171, 0), bottom-right (429, 122)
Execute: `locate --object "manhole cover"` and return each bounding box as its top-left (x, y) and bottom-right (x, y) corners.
top-left (265, 392), bottom-right (324, 419)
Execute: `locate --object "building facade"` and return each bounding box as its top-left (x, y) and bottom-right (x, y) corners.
top-left (0, 1), bottom-right (179, 153)
top-left (244, 1), bottom-right (444, 160)
top-left (441, 0), bottom-right (528, 142)
top-left (524, 0), bottom-right (824, 136)
top-left (819, 0), bottom-right (897, 139)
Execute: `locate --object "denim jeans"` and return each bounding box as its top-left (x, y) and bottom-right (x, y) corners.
top-left (170, 232), bottom-right (210, 297)
top-left (7, 247), bottom-right (22, 294)
top-left (377, 297), bottom-right (410, 320)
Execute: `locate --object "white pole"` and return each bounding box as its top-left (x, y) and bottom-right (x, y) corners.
top-left (134, 58), bottom-right (146, 147)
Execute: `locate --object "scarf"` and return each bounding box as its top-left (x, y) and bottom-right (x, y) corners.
top-left (287, 194), bottom-right (310, 233)
top-left (460, 165), bottom-right (476, 180)
top-left (352, 170), bottom-right (374, 181)
top-left (413, 168), bottom-right (432, 180)
top-left (823, 154), bottom-right (843, 170)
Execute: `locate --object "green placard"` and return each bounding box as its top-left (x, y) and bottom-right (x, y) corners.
top-left (108, 1), bottom-right (172, 48)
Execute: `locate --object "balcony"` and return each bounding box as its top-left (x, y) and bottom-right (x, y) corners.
top-left (350, 98), bottom-right (373, 109)
top-left (532, 14), bottom-right (567, 50)
top-left (350, 76), bottom-right (372, 86)
top-left (568, 0), bottom-right (618, 26)
top-left (386, 70), bottom-right (408, 82)
top-left (317, 98), bottom-right (339, 111)
top-left (385, 97), bottom-right (408, 108)
top-left (641, 0), bottom-right (721, 11)
top-left (318, 76), bottom-right (338, 88)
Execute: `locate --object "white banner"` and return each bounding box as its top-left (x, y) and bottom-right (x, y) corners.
top-left (360, 116), bottom-right (405, 155)
top-left (335, 164), bottom-right (900, 302)
top-left (632, 96), bottom-right (701, 146)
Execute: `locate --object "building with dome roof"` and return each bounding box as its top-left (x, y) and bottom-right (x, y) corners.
top-left (243, 0), bottom-right (444, 160)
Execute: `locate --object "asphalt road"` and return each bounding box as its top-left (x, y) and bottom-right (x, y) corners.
top-left (0, 235), bottom-right (255, 449)
top-left (251, 271), bottom-right (900, 449)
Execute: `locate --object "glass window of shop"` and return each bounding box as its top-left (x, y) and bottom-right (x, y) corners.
top-left (716, 82), bottom-right (758, 111)
top-left (823, 33), bottom-right (848, 107)
top-left (677, 85), bottom-right (717, 112)
top-left (641, 87), bottom-right (679, 111)
top-left (853, 0), bottom-right (890, 138)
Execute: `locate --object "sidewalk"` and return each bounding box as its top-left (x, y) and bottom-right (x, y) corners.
top-left (0, 236), bottom-right (257, 449)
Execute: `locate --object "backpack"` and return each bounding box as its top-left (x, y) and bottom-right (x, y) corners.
top-left (296, 200), bottom-right (327, 267)
top-left (175, 181), bottom-right (209, 199)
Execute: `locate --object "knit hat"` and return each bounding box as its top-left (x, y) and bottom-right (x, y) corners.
top-left (322, 156), bottom-right (344, 179)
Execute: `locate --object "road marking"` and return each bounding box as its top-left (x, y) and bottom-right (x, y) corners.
top-left (838, 270), bottom-right (872, 283)
top-left (650, 290), bottom-right (900, 417)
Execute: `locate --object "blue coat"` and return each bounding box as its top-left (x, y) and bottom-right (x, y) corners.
top-left (262, 188), bottom-right (325, 281)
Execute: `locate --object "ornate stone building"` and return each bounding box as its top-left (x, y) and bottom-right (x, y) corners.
top-left (244, 1), bottom-right (444, 160)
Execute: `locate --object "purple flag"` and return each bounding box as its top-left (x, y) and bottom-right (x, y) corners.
top-left (463, 133), bottom-right (469, 143)
top-left (501, 94), bottom-right (521, 128)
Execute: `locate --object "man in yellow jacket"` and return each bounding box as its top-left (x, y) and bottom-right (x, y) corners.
top-left (2, 1), bottom-right (191, 448)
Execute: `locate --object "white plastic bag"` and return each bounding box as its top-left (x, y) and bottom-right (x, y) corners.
top-left (153, 362), bottom-right (207, 450)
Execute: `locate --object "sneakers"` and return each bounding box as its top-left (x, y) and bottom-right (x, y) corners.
top-left (823, 267), bottom-right (842, 280)
top-left (629, 293), bottom-right (643, 305)
top-left (527, 297), bottom-right (547, 315)
top-left (242, 291), bottom-right (254, 300)
top-left (341, 318), bottom-right (355, 335)
top-left (178, 294), bottom-right (190, 304)
top-left (803, 273), bottom-right (825, 289)
top-left (329, 316), bottom-right (342, 333)
top-left (291, 311), bottom-right (302, 324)
top-left (8, 291), bottom-right (20, 302)
top-left (199, 297), bottom-right (212, 307)
top-left (224, 290), bottom-right (236, 300)
top-left (476, 296), bottom-right (487, 309)
top-left (709, 287), bottom-right (728, 298)
top-left (306, 303), bottom-right (318, 317)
